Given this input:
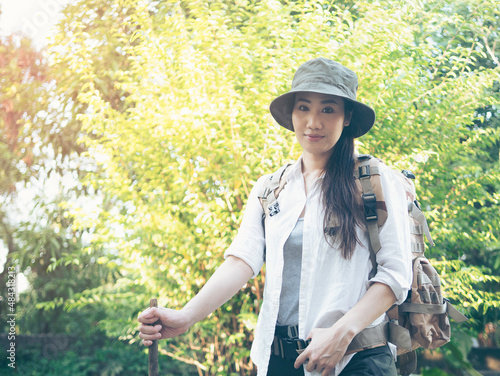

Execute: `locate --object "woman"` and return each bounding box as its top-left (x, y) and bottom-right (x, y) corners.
top-left (138, 58), bottom-right (412, 376)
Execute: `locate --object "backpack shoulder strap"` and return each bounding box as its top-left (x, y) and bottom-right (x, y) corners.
top-left (392, 169), bottom-right (435, 254)
top-left (355, 155), bottom-right (435, 258)
top-left (258, 163), bottom-right (292, 218)
top-left (408, 201), bottom-right (435, 250)
top-left (354, 154), bottom-right (386, 256)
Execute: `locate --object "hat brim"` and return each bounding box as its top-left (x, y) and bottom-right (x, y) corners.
top-left (269, 89), bottom-right (376, 138)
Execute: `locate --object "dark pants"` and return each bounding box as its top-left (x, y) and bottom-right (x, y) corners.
top-left (266, 345), bottom-right (397, 376)
top-left (340, 345), bottom-right (397, 376)
top-left (267, 353), bottom-right (304, 376)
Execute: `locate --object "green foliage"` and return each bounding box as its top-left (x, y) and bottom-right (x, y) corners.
top-left (2, 0), bottom-right (500, 374)
top-left (434, 260), bottom-right (500, 313)
top-left (0, 35), bottom-right (49, 191)
top-left (422, 369), bottom-right (454, 376)
top-left (0, 338), bottom-right (196, 376)
top-left (417, 328), bottom-right (485, 375)
top-left (0, 24), bottom-right (95, 335)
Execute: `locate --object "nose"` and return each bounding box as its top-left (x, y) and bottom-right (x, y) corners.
top-left (306, 112), bottom-right (322, 129)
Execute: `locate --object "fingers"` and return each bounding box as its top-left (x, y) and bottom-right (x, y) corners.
top-left (294, 350), bottom-right (307, 369)
top-left (305, 360), bottom-right (316, 373)
top-left (295, 349), bottom-right (334, 375)
top-left (303, 360), bottom-right (332, 375)
top-left (139, 324), bottom-right (162, 335)
top-left (137, 307), bottom-right (160, 324)
top-left (139, 331), bottom-right (162, 342)
top-left (308, 360), bottom-right (334, 375)
top-left (137, 307), bottom-right (167, 346)
top-left (139, 322), bottom-right (161, 347)
top-left (139, 316), bottom-right (159, 324)
top-left (139, 324), bottom-right (162, 341)
top-left (322, 368), bottom-right (333, 376)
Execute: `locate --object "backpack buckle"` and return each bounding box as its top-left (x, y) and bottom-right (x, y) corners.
top-left (402, 169), bottom-right (416, 180)
top-left (362, 193), bottom-right (378, 221)
top-left (268, 202), bottom-right (280, 217)
top-left (359, 165), bottom-right (371, 178)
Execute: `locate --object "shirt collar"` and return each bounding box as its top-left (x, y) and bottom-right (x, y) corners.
top-left (287, 155), bottom-right (304, 182)
top-left (287, 155), bottom-right (326, 182)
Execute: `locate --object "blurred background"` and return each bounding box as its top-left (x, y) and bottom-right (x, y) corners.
top-left (0, 0), bottom-right (499, 375)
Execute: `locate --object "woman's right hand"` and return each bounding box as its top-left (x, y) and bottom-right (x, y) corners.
top-left (137, 306), bottom-right (193, 346)
top-left (137, 256), bottom-right (253, 347)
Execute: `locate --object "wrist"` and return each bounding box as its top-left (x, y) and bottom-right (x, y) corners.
top-left (180, 305), bottom-right (199, 328)
top-left (331, 320), bottom-right (358, 343)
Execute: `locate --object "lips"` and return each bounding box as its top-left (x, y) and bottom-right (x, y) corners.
top-left (305, 134), bottom-right (323, 141)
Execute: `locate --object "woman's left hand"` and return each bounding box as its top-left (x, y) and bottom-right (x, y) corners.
top-left (294, 325), bottom-right (353, 376)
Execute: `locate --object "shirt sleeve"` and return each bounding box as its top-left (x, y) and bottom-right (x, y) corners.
top-left (223, 175), bottom-right (267, 278)
top-left (369, 164), bottom-right (412, 304)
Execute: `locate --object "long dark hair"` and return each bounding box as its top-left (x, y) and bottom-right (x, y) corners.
top-left (321, 100), bottom-right (364, 259)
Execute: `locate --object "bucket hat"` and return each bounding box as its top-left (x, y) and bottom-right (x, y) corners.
top-left (269, 58), bottom-right (376, 138)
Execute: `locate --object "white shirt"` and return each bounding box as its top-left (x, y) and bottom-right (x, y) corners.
top-left (224, 156), bottom-right (412, 376)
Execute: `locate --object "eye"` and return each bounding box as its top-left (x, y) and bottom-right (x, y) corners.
top-left (298, 105), bottom-right (309, 111)
top-left (322, 106), bottom-right (334, 113)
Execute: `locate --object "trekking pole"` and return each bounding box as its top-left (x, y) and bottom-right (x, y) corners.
top-left (149, 298), bottom-right (159, 376)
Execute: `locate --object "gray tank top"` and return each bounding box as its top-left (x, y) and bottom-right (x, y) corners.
top-left (277, 218), bottom-right (303, 326)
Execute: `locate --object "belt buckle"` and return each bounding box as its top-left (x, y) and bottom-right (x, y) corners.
top-left (287, 325), bottom-right (298, 338)
top-left (296, 340), bottom-right (305, 355)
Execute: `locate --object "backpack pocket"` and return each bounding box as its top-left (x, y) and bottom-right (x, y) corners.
top-left (400, 257), bottom-right (451, 349)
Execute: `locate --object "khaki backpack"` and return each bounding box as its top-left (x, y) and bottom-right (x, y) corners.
top-left (258, 154), bottom-right (467, 375)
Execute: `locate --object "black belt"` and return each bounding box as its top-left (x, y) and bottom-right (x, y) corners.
top-left (271, 325), bottom-right (310, 361)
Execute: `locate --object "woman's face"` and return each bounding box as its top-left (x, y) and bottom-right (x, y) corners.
top-left (292, 92), bottom-right (350, 159)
